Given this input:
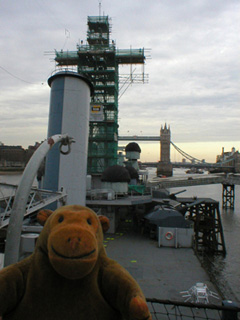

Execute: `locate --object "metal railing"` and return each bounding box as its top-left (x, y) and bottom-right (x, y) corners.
top-left (147, 298), bottom-right (240, 320)
top-left (0, 185), bottom-right (67, 229)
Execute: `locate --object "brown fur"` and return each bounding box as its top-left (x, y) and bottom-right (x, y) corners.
top-left (0, 205), bottom-right (151, 320)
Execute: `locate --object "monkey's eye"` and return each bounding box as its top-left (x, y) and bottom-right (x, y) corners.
top-left (87, 218), bottom-right (92, 225)
top-left (58, 216), bottom-right (64, 223)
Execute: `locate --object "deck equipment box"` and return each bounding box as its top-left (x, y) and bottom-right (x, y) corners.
top-left (158, 227), bottom-right (194, 248)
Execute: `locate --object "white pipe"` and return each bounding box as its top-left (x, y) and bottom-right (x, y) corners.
top-left (4, 134), bottom-right (69, 267)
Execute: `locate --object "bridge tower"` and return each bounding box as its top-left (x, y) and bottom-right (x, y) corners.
top-left (157, 123), bottom-right (173, 177)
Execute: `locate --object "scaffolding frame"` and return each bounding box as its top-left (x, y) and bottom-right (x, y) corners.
top-left (55, 15), bottom-right (147, 175)
top-left (185, 200), bottom-right (226, 255)
top-left (222, 184), bottom-right (235, 209)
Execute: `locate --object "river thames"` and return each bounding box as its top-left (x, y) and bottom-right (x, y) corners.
top-left (169, 168), bottom-right (240, 302)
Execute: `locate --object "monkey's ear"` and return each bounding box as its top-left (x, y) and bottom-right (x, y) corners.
top-left (98, 215), bottom-right (110, 233)
top-left (37, 209), bottom-right (53, 226)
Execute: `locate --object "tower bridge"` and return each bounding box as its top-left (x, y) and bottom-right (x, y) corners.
top-left (119, 126), bottom-right (240, 209)
top-left (118, 136), bottom-right (161, 141)
top-left (118, 128), bottom-right (239, 174)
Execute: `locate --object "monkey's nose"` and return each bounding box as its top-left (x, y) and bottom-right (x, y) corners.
top-left (67, 237), bottom-right (81, 250)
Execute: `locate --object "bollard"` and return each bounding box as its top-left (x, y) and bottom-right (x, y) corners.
top-left (222, 300), bottom-right (238, 320)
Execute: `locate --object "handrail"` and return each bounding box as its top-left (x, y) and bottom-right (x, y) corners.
top-left (4, 134), bottom-right (73, 267)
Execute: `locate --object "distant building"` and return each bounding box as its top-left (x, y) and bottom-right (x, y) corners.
top-left (216, 147), bottom-right (240, 173)
top-left (25, 142), bottom-right (41, 163)
top-left (0, 145), bottom-right (25, 168)
top-left (0, 142), bottom-right (40, 169)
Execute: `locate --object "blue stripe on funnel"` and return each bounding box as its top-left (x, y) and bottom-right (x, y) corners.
top-left (43, 76), bottom-right (64, 192)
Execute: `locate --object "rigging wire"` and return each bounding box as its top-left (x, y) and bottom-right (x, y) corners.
top-left (34, 0), bottom-right (76, 50)
top-left (34, 0), bottom-right (68, 32)
top-left (62, 29), bottom-right (71, 50)
top-left (118, 68), bottom-right (137, 100)
top-left (0, 66), bottom-right (35, 85)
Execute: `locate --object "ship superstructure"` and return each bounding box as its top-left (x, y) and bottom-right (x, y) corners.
top-left (55, 15), bottom-right (147, 176)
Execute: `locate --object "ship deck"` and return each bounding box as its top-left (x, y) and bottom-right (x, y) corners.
top-left (104, 220), bottom-right (220, 303)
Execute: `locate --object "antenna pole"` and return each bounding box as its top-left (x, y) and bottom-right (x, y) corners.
top-left (99, 1), bottom-right (101, 16)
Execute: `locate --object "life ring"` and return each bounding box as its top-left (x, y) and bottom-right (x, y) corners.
top-left (165, 231), bottom-right (174, 240)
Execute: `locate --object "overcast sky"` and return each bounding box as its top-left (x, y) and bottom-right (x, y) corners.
top-left (0, 0), bottom-right (239, 162)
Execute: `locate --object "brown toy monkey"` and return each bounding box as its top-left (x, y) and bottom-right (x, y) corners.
top-left (0, 205), bottom-right (151, 320)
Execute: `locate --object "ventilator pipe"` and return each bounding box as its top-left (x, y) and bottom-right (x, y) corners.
top-left (4, 134), bottom-right (73, 267)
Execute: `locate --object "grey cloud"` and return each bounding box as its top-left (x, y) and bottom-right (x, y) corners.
top-left (0, 0), bottom-right (239, 151)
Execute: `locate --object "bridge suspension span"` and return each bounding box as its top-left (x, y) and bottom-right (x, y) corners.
top-left (170, 141), bottom-right (235, 167)
top-left (118, 135), bottom-right (234, 167)
top-left (170, 141), bottom-right (203, 164)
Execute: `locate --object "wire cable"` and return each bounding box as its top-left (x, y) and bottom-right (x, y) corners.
top-left (0, 66), bottom-right (34, 84)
